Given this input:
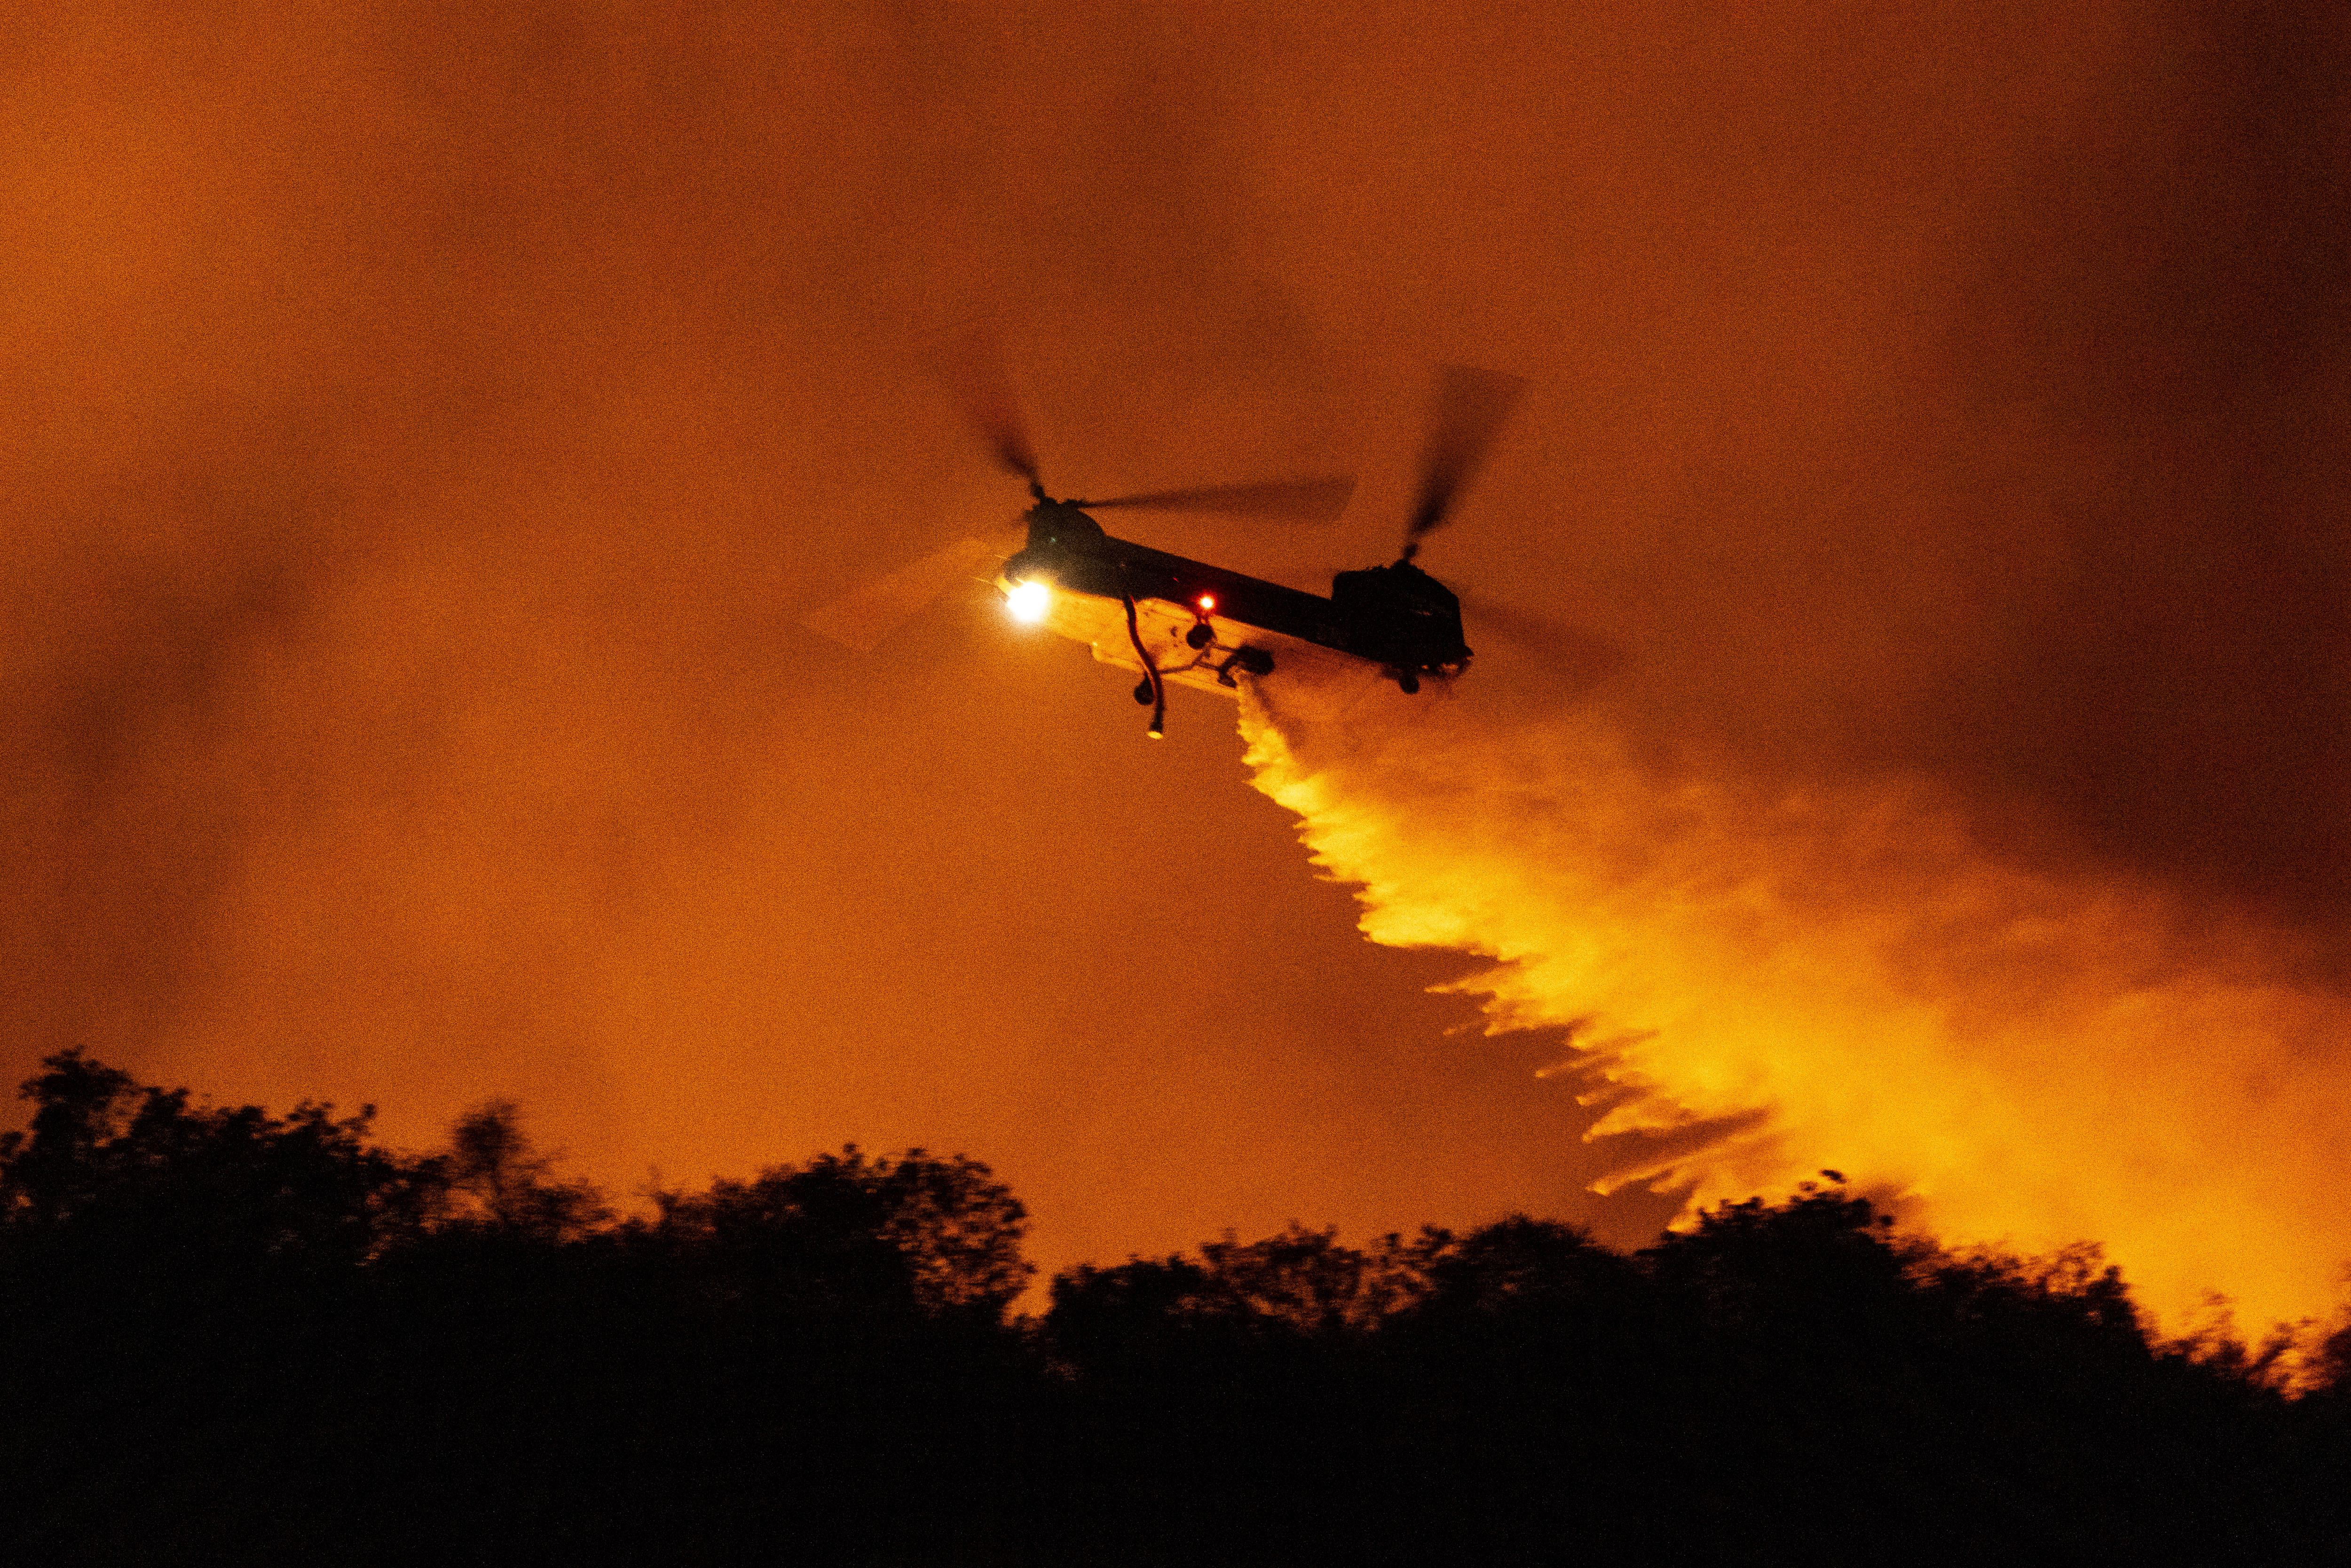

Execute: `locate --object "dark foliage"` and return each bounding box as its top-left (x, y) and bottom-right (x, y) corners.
top-left (0, 1056), bottom-right (1040, 1566)
top-left (638, 1143), bottom-right (1035, 1321)
top-left (2, 1057), bottom-right (2347, 1567)
top-left (1039, 1182), bottom-right (2351, 1566)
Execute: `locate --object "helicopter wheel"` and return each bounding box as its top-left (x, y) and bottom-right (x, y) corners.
top-left (1398, 673), bottom-right (1421, 694)
top-left (1133, 678), bottom-right (1155, 706)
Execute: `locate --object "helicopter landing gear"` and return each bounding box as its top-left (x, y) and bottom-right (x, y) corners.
top-left (1122, 594), bottom-right (1168, 738)
top-left (1398, 671), bottom-right (1421, 694)
top-left (1121, 596), bottom-right (1276, 730)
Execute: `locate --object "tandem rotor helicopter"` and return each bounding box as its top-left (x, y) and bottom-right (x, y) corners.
top-left (804, 342), bottom-right (1525, 737)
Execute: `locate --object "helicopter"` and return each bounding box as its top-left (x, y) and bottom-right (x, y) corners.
top-left (804, 349), bottom-right (1525, 737)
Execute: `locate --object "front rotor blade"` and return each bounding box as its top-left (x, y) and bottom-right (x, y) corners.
top-left (928, 331), bottom-right (1042, 486)
top-left (1081, 476), bottom-right (1357, 523)
top-left (1407, 365), bottom-right (1525, 552)
top-left (800, 532), bottom-right (1022, 653)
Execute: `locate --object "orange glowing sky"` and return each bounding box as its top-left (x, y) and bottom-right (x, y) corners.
top-left (4, 0), bottom-right (2345, 1321)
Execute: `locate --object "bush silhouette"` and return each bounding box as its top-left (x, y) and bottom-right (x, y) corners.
top-left (3, 1056), bottom-right (2346, 1566)
top-left (644, 1144), bottom-right (1033, 1321)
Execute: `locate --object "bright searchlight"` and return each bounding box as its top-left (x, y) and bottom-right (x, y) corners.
top-left (1006, 579), bottom-right (1051, 623)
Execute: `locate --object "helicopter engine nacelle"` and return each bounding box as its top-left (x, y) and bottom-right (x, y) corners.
top-left (1023, 500), bottom-right (1106, 551)
top-left (1329, 560), bottom-right (1470, 678)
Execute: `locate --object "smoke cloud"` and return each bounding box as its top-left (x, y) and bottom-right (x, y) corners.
top-left (1216, 0), bottom-right (2351, 1332)
top-left (5, 0), bottom-right (2346, 1311)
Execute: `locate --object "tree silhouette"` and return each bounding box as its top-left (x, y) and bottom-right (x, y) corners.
top-left (435, 1098), bottom-right (612, 1242)
top-left (3, 1053), bottom-right (2347, 1566)
top-left (646, 1144), bottom-right (1033, 1320)
top-left (0, 1048), bottom-right (432, 1284)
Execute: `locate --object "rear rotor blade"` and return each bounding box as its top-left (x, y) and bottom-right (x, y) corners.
top-left (928, 331), bottom-right (1042, 488)
top-left (1079, 476), bottom-right (1357, 523)
top-left (1454, 585), bottom-right (1628, 700)
top-left (1406, 365), bottom-right (1525, 558)
top-left (800, 531), bottom-right (1023, 653)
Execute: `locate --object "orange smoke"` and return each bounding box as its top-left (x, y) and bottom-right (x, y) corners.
top-left (1243, 669), bottom-right (2351, 1332)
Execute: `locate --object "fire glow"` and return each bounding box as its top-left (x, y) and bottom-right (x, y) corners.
top-left (1240, 678), bottom-right (2351, 1334)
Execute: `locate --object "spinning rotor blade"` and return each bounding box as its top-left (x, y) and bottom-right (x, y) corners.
top-left (929, 331), bottom-right (1042, 487)
top-left (1405, 365), bottom-right (1525, 559)
top-left (1080, 475), bottom-right (1357, 523)
top-left (1455, 585), bottom-right (1628, 700)
top-left (801, 531), bottom-right (1023, 653)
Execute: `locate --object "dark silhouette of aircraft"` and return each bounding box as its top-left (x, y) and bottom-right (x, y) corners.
top-left (806, 342), bottom-right (1523, 736)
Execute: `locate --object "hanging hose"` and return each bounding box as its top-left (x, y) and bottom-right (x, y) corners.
top-left (1121, 593), bottom-right (1167, 738)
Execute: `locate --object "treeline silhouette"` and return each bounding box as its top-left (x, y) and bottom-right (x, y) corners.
top-left (3, 1053), bottom-right (2346, 1565)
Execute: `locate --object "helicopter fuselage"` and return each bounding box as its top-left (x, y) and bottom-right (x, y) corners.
top-left (996, 500), bottom-right (1471, 701)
